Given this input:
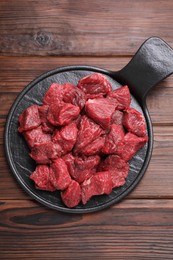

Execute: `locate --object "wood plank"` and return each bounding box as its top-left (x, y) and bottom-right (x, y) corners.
top-left (1, 199), bottom-right (173, 259)
top-left (0, 56), bottom-right (128, 93)
top-left (1, 126), bottom-right (173, 200)
top-left (1, 0), bottom-right (173, 56)
top-left (1, 56), bottom-right (173, 93)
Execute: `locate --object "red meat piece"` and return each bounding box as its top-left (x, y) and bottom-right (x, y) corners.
top-left (111, 110), bottom-right (124, 126)
top-left (77, 73), bottom-right (112, 95)
top-left (107, 85), bottom-right (131, 110)
top-left (30, 141), bottom-right (61, 164)
top-left (30, 165), bottom-right (56, 192)
top-left (118, 132), bottom-right (148, 161)
top-left (98, 155), bottom-right (129, 188)
top-left (81, 171), bottom-right (112, 205)
top-left (18, 105), bottom-right (41, 132)
top-left (71, 155), bottom-right (100, 183)
top-left (94, 171), bottom-right (113, 194)
top-left (81, 136), bottom-right (105, 156)
top-left (23, 125), bottom-right (52, 148)
top-left (49, 158), bottom-right (72, 190)
top-left (74, 115), bottom-right (103, 153)
top-left (61, 180), bottom-right (81, 208)
top-left (86, 93), bottom-right (104, 100)
top-left (63, 85), bottom-right (86, 109)
top-left (102, 124), bottom-right (125, 154)
top-left (123, 107), bottom-right (147, 137)
top-left (47, 101), bottom-right (62, 126)
top-left (43, 83), bottom-right (65, 105)
top-left (47, 101), bottom-right (80, 126)
top-left (38, 105), bottom-right (54, 134)
top-left (38, 105), bottom-right (49, 123)
top-left (85, 98), bottom-right (117, 129)
top-left (58, 103), bottom-right (80, 125)
top-left (62, 153), bottom-right (75, 177)
top-left (52, 122), bottom-right (78, 155)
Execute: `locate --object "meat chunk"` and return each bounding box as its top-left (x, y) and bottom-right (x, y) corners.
top-left (38, 105), bottom-right (54, 134)
top-left (63, 85), bottom-right (86, 109)
top-left (62, 153), bottom-right (75, 177)
top-left (111, 110), bottom-right (124, 126)
top-left (74, 115), bottom-right (103, 153)
top-left (49, 158), bottom-right (72, 190)
top-left (43, 83), bottom-right (65, 105)
top-left (81, 171), bottom-right (112, 205)
top-left (47, 101), bottom-right (80, 126)
top-left (71, 155), bottom-right (100, 183)
top-left (123, 107), bottom-right (147, 137)
top-left (85, 98), bottom-right (117, 129)
top-left (118, 132), bottom-right (148, 161)
top-left (52, 122), bottom-right (78, 155)
top-left (61, 180), bottom-right (81, 208)
top-left (81, 136), bottom-right (105, 156)
top-left (18, 105), bottom-right (41, 132)
top-left (30, 141), bottom-right (60, 164)
top-left (58, 103), bottom-right (80, 126)
top-left (30, 165), bottom-right (56, 192)
top-left (47, 101), bottom-right (62, 126)
top-left (86, 93), bottom-right (104, 100)
top-left (23, 125), bottom-right (52, 148)
top-left (107, 85), bottom-right (131, 110)
top-left (77, 73), bottom-right (112, 95)
top-left (102, 124), bottom-right (125, 154)
top-left (98, 155), bottom-right (129, 188)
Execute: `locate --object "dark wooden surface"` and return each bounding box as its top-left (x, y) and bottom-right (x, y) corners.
top-left (1, 1), bottom-right (173, 259)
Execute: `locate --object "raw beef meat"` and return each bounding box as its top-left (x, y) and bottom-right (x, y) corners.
top-left (102, 124), bottom-right (125, 154)
top-left (30, 165), bottom-right (56, 192)
top-left (70, 155), bottom-right (100, 183)
top-left (47, 101), bottom-right (80, 126)
top-left (47, 101), bottom-right (62, 126)
top-left (74, 115), bottom-right (103, 153)
top-left (111, 110), bottom-right (124, 126)
top-left (63, 84), bottom-right (86, 109)
top-left (43, 83), bottom-right (65, 105)
top-left (49, 158), bottom-right (72, 190)
top-left (23, 125), bottom-right (52, 148)
top-left (85, 97), bottom-right (117, 129)
top-left (18, 105), bottom-right (41, 132)
top-left (118, 132), bottom-right (148, 161)
top-left (30, 141), bottom-right (60, 164)
top-left (123, 107), bottom-right (147, 137)
top-left (38, 105), bottom-right (55, 134)
top-left (77, 73), bottom-right (112, 95)
top-left (81, 171), bottom-right (112, 205)
top-left (61, 180), bottom-right (81, 208)
top-left (62, 153), bottom-right (75, 177)
top-left (86, 93), bottom-right (104, 100)
top-left (81, 136), bottom-right (105, 156)
top-left (52, 122), bottom-right (78, 155)
top-left (107, 85), bottom-right (131, 110)
top-left (98, 155), bottom-right (129, 188)
top-left (18, 73), bottom-right (149, 208)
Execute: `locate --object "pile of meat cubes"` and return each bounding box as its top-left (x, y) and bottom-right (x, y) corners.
top-left (18, 73), bottom-right (148, 208)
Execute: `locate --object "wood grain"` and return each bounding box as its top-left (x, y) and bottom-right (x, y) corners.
top-left (1, 199), bottom-right (173, 259)
top-left (1, 0), bottom-right (173, 56)
top-left (1, 1), bottom-right (173, 258)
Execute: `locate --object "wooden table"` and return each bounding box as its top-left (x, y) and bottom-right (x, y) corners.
top-left (1, 1), bottom-right (173, 259)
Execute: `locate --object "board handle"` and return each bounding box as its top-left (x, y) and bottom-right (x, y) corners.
top-left (112, 37), bottom-right (173, 102)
